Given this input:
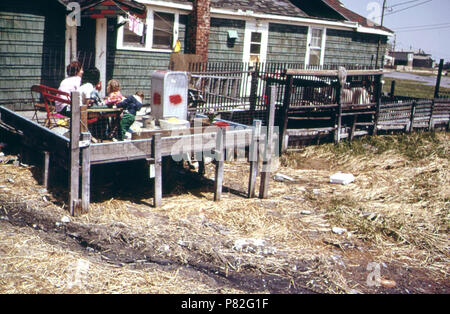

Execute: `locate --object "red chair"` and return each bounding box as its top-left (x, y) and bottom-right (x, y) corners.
top-left (31, 85), bottom-right (69, 128)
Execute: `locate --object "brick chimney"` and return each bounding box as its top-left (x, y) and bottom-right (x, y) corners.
top-left (187, 0), bottom-right (211, 62)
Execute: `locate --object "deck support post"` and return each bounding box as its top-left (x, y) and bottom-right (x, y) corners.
top-left (248, 119), bottom-right (261, 198)
top-left (260, 85), bottom-right (276, 199)
top-left (69, 91), bottom-right (81, 216)
top-left (151, 133), bottom-right (162, 207)
top-left (81, 132), bottom-right (91, 214)
top-left (43, 151), bottom-right (50, 189)
top-left (214, 127), bottom-right (225, 201)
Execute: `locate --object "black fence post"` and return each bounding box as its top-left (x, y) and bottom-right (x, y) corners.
top-left (249, 63), bottom-right (259, 112)
top-left (434, 59), bottom-right (444, 99)
top-left (390, 80), bottom-right (396, 100)
top-left (279, 75), bottom-right (293, 153)
top-left (373, 74), bottom-right (383, 135)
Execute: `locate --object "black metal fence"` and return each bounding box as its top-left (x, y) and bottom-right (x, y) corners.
top-left (188, 61), bottom-right (379, 126)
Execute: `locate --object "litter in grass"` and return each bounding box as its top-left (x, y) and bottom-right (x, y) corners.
top-left (330, 173), bottom-right (355, 185)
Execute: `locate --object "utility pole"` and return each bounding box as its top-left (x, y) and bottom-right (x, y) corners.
top-left (375, 0), bottom-right (387, 69)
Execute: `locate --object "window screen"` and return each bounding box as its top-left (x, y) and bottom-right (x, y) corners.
top-left (153, 12), bottom-right (174, 49)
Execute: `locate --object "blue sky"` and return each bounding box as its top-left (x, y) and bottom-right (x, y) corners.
top-left (340, 0), bottom-right (450, 63)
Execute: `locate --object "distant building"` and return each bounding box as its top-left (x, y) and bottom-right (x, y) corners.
top-left (412, 50), bottom-right (434, 68)
top-left (389, 50), bottom-right (434, 70)
top-left (390, 51), bottom-right (414, 68)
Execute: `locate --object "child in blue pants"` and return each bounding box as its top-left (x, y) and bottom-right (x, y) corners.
top-left (116, 91), bottom-right (144, 140)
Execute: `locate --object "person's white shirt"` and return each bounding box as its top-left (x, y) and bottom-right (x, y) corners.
top-left (56, 76), bottom-right (82, 112)
top-left (78, 83), bottom-right (95, 104)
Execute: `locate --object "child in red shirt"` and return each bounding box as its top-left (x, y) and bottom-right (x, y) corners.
top-left (104, 79), bottom-right (125, 107)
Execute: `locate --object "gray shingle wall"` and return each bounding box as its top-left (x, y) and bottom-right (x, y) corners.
top-left (267, 23), bottom-right (308, 63)
top-left (208, 18), bottom-right (245, 62)
top-left (0, 0), bottom-right (66, 110)
top-left (0, 12), bottom-right (45, 108)
top-left (324, 29), bottom-right (386, 66)
top-left (106, 15), bottom-right (188, 98)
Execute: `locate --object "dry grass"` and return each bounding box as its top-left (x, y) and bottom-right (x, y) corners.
top-left (0, 131), bottom-right (449, 293)
top-left (281, 131), bottom-right (449, 278)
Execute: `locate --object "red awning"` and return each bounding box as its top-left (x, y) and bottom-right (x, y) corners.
top-left (60, 0), bottom-right (146, 19)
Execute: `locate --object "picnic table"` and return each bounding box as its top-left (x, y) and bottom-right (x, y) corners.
top-left (86, 106), bottom-right (122, 141)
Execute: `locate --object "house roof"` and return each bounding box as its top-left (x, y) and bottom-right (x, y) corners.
top-left (206, 0), bottom-right (393, 33)
top-left (209, 0), bottom-right (308, 18)
top-left (321, 0), bottom-right (393, 33)
top-left (58, 0), bottom-right (393, 34)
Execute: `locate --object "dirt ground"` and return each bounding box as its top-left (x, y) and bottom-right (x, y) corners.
top-left (0, 132), bottom-right (448, 294)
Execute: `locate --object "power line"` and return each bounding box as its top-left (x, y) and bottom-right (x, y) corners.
top-left (395, 22), bottom-right (450, 30)
top-left (373, 0), bottom-right (434, 19)
top-left (389, 0), bottom-right (423, 8)
top-left (396, 25), bottom-right (450, 32)
top-left (384, 0), bottom-right (433, 17)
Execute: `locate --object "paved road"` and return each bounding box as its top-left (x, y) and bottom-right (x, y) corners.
top-left (384, 71), bottom-right (450, 88)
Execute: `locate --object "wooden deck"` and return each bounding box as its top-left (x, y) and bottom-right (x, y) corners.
top-left (0, 87), bottom-right (279, 217)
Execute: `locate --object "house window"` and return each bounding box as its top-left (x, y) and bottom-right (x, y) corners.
top-left (307, 27), bottom-right (326, 67)
top-left (249, 32), bottom-right (262, 64)
top-left (152, 11), bottom-right (174, 49)
top-left (117, 8), bottom-right (178, 52)
top-left (122, 20), bottom-right (146, 48)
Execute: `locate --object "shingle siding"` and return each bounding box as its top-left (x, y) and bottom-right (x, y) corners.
top-left (267, 23), bottom-right (308, 63)
top-left (207, 18), bottom-right (245, 62)
top-left (0, 0), bottom-right (65, 109)
top-left (324, 29), bottom-right (386, 66)
top-left (106, 15), bottom-right (188, 98)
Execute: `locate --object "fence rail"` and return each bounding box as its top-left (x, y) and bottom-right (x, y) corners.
top-left (188, 62), bottom-right (379, 122)
top-left (187, 61), bottom-right (449, 150)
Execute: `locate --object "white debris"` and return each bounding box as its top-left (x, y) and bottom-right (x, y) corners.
top-left (232, 238), bottom-right (276, 255)
top-left (300, 210), bottom-right (312, 215)
top-left (61, 216), bottom-right (71, 223)
top-left (332, 227), bottom-right (347, 235)
top-left (273, 173), bottom-right (295, 182)
top-left (330, 172), bottom-right (355, 185)
top-left (159, 244), bottom-right (170, 252)
top-left (204, 156), bottom-right (213, 164)
top-left (52, 126), bottom-right (70, 137)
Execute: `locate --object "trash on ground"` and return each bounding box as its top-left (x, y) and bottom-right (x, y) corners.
top-left (273, 173), bottom-right (295, 182)
top-left (232, 238), bottom-right (276, 255)
top-left (332, 227), bottom-right (347, 235)
top-left (330, 172), bottom-right (355, 185)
